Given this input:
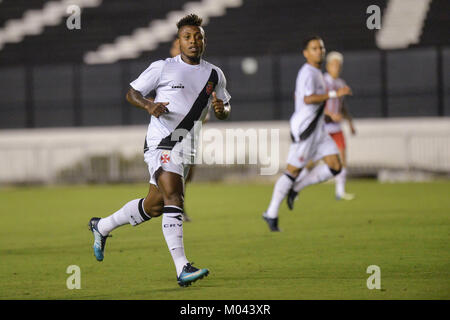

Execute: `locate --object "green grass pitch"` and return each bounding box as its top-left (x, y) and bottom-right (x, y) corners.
top-left (1, 180), bottom-right (449, 299)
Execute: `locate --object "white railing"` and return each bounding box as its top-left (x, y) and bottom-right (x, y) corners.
top-left (0, 118), bottom-right (449, 184)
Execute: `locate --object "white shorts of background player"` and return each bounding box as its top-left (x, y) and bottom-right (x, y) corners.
top-left (287, 126), bottom-right (339, 169)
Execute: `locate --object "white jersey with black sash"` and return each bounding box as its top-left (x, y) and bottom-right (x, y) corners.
top-left (285, 63), bottom-right (339, 169)
top-left (130, 55), bottom-right (231, 157)
top-left (290, 63), bottom-right (327, 142)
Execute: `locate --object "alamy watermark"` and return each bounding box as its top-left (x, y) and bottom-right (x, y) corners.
top-left (366, 265), bottom-right (381, 290)
top-left (66, 265), bottom-right (81, 289)
top-left (366, 5), bottom-right (381, 30)
top-left (66, 5), bottom-right (81, 30)
top-left (157, 122), bottom-right (281, 175)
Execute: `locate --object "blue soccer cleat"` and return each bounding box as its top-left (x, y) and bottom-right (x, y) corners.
top-left (177, 263), bottom-right (209, 287)
top-left (88, 217), bottom-right (109, 262)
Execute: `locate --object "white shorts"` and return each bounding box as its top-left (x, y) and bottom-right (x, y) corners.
top-left (144, 147), bottom-right (192, 186)
top-left (287, 126), bottom-right (339, 168)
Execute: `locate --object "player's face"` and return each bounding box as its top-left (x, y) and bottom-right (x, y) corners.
top-left (303, 39), bottom-right (326, 66)
top-left (326, 59), bottom-right (342, 78)
top-left (178, 25), bottom-right (205, 61)
top-left (170, 39), bottom-right (180, 57)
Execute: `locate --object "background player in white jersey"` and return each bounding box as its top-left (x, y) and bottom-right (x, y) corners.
top-left (323, 51), bottom-right (356, 200)
top-left (88, 14), bottom-right (231, 287)
top-left (263, 36), bottom-right (352, 232)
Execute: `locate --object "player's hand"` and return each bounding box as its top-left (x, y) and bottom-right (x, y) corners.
top-left (146, 101), bottom-right (169, 118)
top-left (337, 86), bottom-right (352, 97)
top-left (211, 92), bottom-right (224, 114)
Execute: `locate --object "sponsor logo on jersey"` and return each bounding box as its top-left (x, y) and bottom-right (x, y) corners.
top-left (171, 82), bottom-right (185, 89)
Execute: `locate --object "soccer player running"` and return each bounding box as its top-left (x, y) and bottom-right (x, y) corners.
top-left (262, 36), bottom-right (352, 232)
top-left (148, 37), bottom-right (193, 222)
top-left (323, 51), bottom-right (356, 200)
top-left (170, 36), bottom-right (211, 221)
top-left (88, 14), bottom-right (231, 286)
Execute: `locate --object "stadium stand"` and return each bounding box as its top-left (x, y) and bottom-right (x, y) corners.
top-left (420, 0), bottom-right (450, 47)
top-left (0, 0), bottom-right (449, 128)
top-left (0, 0), bottom-right (189, 65)
top-left (2, 0), bottom-right (449, 66)
top-left (0, 0), bottom-right (391, 66)
top-left (203, 0), bottom-right (389, 57)
top-left (0, 0), bottom-right (49, 28)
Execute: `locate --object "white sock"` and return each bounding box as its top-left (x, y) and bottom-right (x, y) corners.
top-left (97, 198), bottom-right (150, 236)
top-left (266, 173), bottom-right (295, 219)
top-left (335, 167), bottom-right (347, 197)
top-left (293, 164), bottom-right (335, 192)
top-left (295, 167), bottom-right (310, 184)
top-left (171, 247), bottom-right (188, 277)
top-left (162, 206), bottom-right (189, 277)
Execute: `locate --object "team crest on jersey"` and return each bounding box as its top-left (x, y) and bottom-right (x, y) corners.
top-left (161, 151), bottom-right (171, 164)
top-left (206, 81), bottom-right (214, 95)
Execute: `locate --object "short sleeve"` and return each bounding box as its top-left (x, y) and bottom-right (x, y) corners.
top-left (301, 73), bottom-right (315, 97)
top-left (130, 60), bottom-right (165, 97)
top-left (214, 67), bottom-right (231, 104)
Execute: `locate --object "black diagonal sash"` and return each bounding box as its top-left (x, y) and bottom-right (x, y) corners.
top-left (299, 102), bottom-right (326, 141)
top-left (156, 69), bottom-right (218, 150)
top-left (143, 136), bottom-right (149, 153)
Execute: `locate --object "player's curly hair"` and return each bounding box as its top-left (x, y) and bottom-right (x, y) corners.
top-left (176, 14), bottom-right (203, 31)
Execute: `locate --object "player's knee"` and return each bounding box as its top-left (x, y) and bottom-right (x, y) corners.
top-left (286, 164), bottom-right (301, 178)
top-left (328, 162), bottom-right (342, 176)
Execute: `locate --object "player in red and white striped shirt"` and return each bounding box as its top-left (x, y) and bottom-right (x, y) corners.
top-left (323, 51), bottom-right (356, 200)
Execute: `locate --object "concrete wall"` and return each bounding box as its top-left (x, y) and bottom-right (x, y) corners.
top-left (0, 117), bottom-right (449, 184)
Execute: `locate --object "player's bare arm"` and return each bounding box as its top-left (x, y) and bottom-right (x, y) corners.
top-left (212, 91), bottom-right (230, 120)
top-left (304, 86), bottom-right (352, 105)
top-left (126, 87), bottom-right (169, 118)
